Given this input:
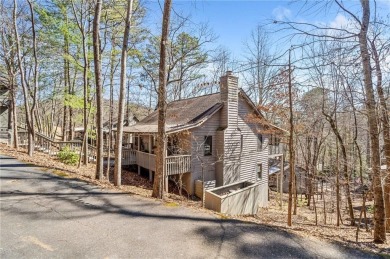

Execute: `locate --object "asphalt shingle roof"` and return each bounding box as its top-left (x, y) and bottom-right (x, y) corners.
top-left (123, 93), bottom-right (222, 133)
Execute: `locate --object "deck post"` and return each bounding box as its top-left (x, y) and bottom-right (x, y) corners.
top-left (148, 134), bottom-right (153, 181)
top-left (164, 174), bottom-right (168, 192)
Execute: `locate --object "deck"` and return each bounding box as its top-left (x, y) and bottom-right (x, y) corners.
top-left (18, 131), bottom-right (191, 176)
top-left (123, 149), bottom-right (191, 176)
top-left (268, 144), bottom-right (284, 157)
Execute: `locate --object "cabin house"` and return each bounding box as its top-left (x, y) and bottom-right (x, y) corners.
top-left (269, 162), bottom-right (307, 194)
top-left (122, 71), bottom-right (284, 209)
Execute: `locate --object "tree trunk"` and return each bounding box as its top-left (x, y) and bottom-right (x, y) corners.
top-left (93, 0), bottom-right (103, 180)
top-left (106, 35), bottom-right (116, 179)
top-left (336, 140), bottom-right (340, 226)
top-left (152, 0), bottom-right (172, 199)
top-left (10, 76), bottom-right (18, 149)
top-left (370, 38), bottom-right (390, 233)
top-left (307, 136), bottom-right (312, 207)
top-left (358, 0), bottom-right (386, 243)
top-left (13, 0), bottom-right (34, 156)
top-left (323, 112), bottom-right (355, 225)
top-left (114, 0), bottom-right (134, 186)
top-left (82, 31), bottom-right (88, 165)
top-left (287, 49), bottom-right (295, 226)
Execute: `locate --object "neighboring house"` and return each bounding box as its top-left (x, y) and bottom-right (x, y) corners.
top-left (269, 161), bottom-right (307, 194)
top-left (73, 115), bottom-right (139, 146)
top-left (0, 84), bottom-right (10, 144)
top-left (103, 115), bottom-right (139, 146)
top-left (122, 71), bottom-right (284, 207)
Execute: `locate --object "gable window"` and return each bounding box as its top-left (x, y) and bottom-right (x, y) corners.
top-left (204, 136), bottom-right (212, 156)
top-left (257, 134), bottom-right (263, 152)
top-left (257, 163), bottom-right (262, 180)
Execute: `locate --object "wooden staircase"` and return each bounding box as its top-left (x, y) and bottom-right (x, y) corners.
top-left (18, 129), bottom-right (100, 163)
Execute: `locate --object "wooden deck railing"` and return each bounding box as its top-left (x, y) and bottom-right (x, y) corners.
top-left (35, 132), bottom-right (83, 155)
top-left (18, 131), bottom-right (191, 174)
top-left (122, 149), bottom-right (191, 175)
top-left (269, 144), bottom-right (283, 156)
top-left (136, 151), bottom-right (156, 171)
top-left (166, 155), bottom-right (191, 176)
top-left (30, 132), bottom-right (102, 163)
top-left (123, 149), bottom-right (136, 165)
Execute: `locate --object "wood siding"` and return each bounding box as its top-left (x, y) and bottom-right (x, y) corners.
top-left (188, 84), bottom-right (269, 195)
top-left (190, 111), bottom-right (221, 194)
top-left (237, 97), bottom-right (269, 189)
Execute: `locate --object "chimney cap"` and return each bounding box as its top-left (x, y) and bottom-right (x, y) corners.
top-left (226, 70), bottom-right (233, 76)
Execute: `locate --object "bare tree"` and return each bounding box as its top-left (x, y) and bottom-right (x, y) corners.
top-left (93, 0), bottom-right (103, 180)
top-left (70, 0), bottom-right (92, 165)
top-left (287, 49), bottom-right (295, 226)
top-left (274, 0), bottom-right (386, 242)
top-left (242, 25), bottom-right (276, 106)
top-left (13, 0), bottom-right (37, 156)
top-left (114, 0), bottom-right (134, 186)
top-left (358, 0), bottom-right (385, 243)
top-left (369, 36), bottom-right (390, 233)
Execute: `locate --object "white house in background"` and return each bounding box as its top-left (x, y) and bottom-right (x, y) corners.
top-left (121, 71), bottom-right (285, 209)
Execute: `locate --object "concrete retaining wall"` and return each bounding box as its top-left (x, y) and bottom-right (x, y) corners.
top-left (194, 180), bottom-right (216, 198)
top-left (205, 181), bottom-right (265, 215)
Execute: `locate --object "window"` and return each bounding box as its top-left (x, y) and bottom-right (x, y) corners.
top-left (257, 163), bottom-right (262, 179)
top-left (204, 136), bottom-right (212, 156)
top-left (257, 134), bottom-right (263, 151)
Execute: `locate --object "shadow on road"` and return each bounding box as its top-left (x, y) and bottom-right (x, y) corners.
top-left (0, 163), bottom-right (38, 168)
top-left (0, 161), bottom-right (381, 258)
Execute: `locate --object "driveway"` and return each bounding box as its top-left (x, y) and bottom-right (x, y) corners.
top-left (0, 155), bottom-right (381, 258)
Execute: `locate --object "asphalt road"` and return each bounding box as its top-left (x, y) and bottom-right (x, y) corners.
top-left (0, 155), bottom-right (382, 258)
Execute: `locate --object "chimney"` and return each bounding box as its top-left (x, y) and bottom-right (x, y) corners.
top-left (220, 71), bottom-right (238, 128)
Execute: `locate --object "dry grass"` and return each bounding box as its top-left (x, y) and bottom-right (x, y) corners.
top-left (233, 191), bottom-right (390, 255)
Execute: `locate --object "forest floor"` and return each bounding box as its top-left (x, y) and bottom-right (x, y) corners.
top-left (1, 143), bottom-right (389, 256)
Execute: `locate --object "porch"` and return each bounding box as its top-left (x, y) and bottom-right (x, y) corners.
top-left (269, 144), bottom-right (284, 156)
top-left (122, 149), bottom-right (191, 176)
top-left (119, 129), bottom-right (192, 178)
top-left (268, 134), bottom-right (284, 157)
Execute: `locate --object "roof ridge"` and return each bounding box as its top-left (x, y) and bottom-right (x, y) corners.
top-left (167, 92), bottom-right (220, 104)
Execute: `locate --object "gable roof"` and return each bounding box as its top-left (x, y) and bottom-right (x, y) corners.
top-left (122, 89), bottom-right (287, 134)
top-left (123, 93), bottom-right (222, 133)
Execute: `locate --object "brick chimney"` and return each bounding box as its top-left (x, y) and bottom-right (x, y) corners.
top-left (220, 71), bottom-right (238, 128)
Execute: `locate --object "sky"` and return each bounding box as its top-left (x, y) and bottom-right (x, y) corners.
top-left (144, 1), bottom-right (297, 57)
top-left (143, 0), bottom-right (390, 60)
